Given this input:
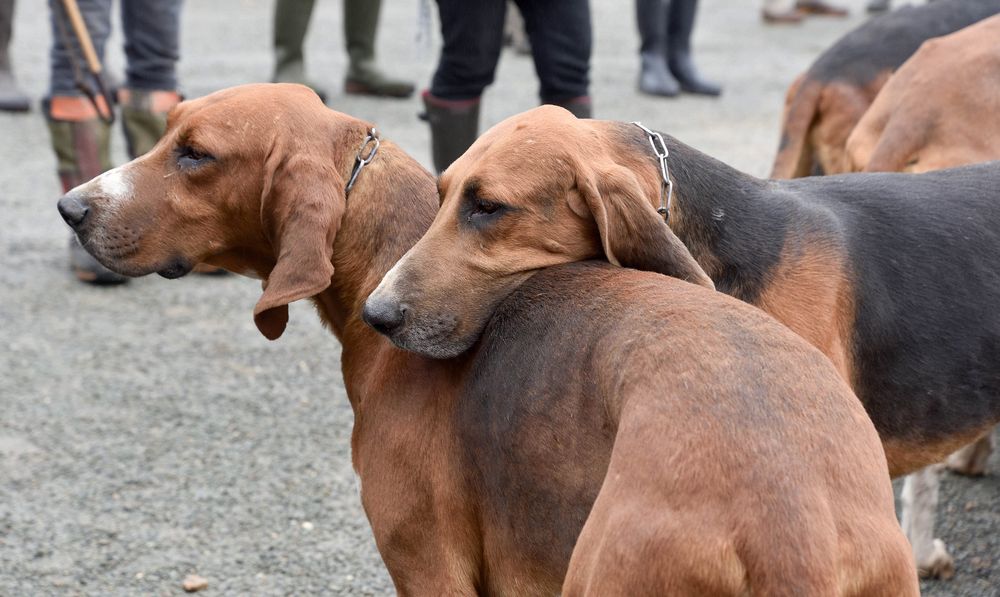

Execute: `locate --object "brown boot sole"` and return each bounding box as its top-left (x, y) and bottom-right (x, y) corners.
top-left (192, 263), bottom-right (230, 276)
top-left (762, 9), bottom-right (805, 23)
top-left (796, 1), bottom-right (849, 16)
top-left (73, 266), bottom-right (129, 285)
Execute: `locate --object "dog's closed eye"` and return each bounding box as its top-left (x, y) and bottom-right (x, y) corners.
top-left (176, 145), bottom-right (215, 170)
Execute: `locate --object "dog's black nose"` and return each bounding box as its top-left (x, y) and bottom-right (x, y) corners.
top-left (362, 296), bottom-right (406, 336)
top-left (57, 194), bottom-right (90, 229)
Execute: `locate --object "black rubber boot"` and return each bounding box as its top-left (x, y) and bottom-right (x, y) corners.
top-left (549, 96), bottom-right (593, 119)
top-left (421, 91), bottom-right (480, 174)
top-left (666, 0), bottom-right (722, 97)
top-left (636, 0), bottom-right (679, 97)
top-left (46, 97), bottom-right (128, 285)
top-left (344, 0), bottom-right (414, 98)
top-left (272, 0), bottom-right (328, 102)
top-left (0, 0), bottom-right (30, 112)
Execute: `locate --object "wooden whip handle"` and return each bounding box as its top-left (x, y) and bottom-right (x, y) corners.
top-left (60, 0), bottom-right (102, 74)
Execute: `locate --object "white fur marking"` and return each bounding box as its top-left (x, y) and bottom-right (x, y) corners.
top-left (96, 166), bottom-right (133, 212)
top-left (901, 465), bottom-right (952, 575)
top-left (370, 248), bottom-right (414, 301)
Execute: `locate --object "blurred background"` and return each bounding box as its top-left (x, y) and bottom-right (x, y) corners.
top-left (0, 0), bottom-right (997, 595)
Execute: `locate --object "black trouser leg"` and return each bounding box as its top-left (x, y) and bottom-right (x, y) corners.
top-left (666, 0), bottom-right (721, 96)
top-left (516, 0), bottom-right (591, 106)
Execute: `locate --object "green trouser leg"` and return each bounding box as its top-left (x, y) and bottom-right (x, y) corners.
top-left (273, 0), bottom-right (327, 100)
top-left (422, 92), bottom-right (480, 173)
top-left (46, 101), bottom-right (127, 285)
top-left (344, 0), bottom-right (414, 98)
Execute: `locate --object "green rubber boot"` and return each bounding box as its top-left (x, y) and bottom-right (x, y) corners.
top-left (120, 89), bottom-right (181, 159)
top-left (421, 91), bottom-right (480, 173)
top-left (344, 0), bottom-right (414, 98)
top-left (273, 0), bottom-right (327, 101)
top-left (46, 97), bottom-right (127, 285)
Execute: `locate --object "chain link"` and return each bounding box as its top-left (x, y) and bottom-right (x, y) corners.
top-left (631, 122), bottom-right (673, 223)
top-left (345, 128), bottom-right (381, 194)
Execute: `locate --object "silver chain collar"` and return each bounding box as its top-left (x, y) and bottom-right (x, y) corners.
top-left (345, 128), bottom-right (381, 194)
top-left (631, 121), bottom-right (673, 223)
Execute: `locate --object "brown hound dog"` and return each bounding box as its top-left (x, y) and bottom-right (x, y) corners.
top-left (363, 139), bottom-right (919, 595)
top-left (55, 84), bottom-right (917, 595)
top-left (369, 105), bottom-right (1000, 579)
top-left (370, 260), bottom-right (918, 596)
top-left (770, 0), bottom-right (1000, 178)
top-left (846, 14), bottom-right (1000, 175)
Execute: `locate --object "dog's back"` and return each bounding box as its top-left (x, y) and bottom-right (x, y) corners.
top-left (775, 163), bottom-right (1000, 470)
top-left (462, 262), bottom-right (917, 596)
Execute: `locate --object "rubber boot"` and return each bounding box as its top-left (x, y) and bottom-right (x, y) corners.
top-left (636, 0), bottom-right (679, 97)
top-left (273, 0), bottom-right (328, 102)
top-left (120, 88), bottom-right (181, 159)
top-left (46, 96), bottom-right (127, 285)
top-left (666, 0), bottom-right (722, 96)
top-left (0, 0), bottom-right (29, 112)
top-left (549, 96), bottom-right (592, 119)
top-left (421, 91), bottom-right (479, 173)
top-left (344, 0), bottom-right (414, 98)
top-left (866, 0), bottom-right (890, 13)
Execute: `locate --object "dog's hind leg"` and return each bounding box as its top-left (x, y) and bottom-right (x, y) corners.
top-left (900, 466), bottom-right (954, 579)
top-left (946, 431), bottom-right (994, 477)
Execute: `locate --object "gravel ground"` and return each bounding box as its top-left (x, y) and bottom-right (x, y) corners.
top-left (1, 1), bottom-right (997, 595)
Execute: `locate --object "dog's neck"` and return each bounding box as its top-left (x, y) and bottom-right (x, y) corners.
top-left (617, 126), bottom-right (786, 303)
top-left (310, 136), bottom-right (440, 376)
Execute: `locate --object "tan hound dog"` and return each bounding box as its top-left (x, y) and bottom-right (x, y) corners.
top-left (373, 106), bottom-right (1000, 579)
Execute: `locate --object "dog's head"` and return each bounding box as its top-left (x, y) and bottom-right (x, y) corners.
top-left (56, 83), bottom-right (370, 340)
top-left (363, 106), bottom-right (711, 358)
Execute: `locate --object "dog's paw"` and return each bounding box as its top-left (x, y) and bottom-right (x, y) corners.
top-left (917, 539), bottom-right (955, 580)
top-left (945, 437), bottom-right (992, 477)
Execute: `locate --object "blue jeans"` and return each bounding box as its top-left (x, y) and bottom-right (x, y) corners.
top-left (431, 0), bottom-right (591, 103)
top-left (49, 0), bottom-right (182, 95)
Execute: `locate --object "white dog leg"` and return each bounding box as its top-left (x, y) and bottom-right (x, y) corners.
top-left (946, 432), bottom-right (994, 477)
top-left (900, 466), bottom-right (954, 579)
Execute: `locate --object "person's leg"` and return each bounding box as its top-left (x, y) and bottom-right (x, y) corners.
top-left (272, 0), bottom-right (326, 100)
top-left (424, 0), bottom-right (505, 172)
top-left (343, 0), bottom-right (414, 98)
top-left (634, 0), bottom-right (678, 97)
top-left (517, 0), bottom-right (592, 115)
top-left (666, 0), bottom-right (721, 96)
top-left (120, 0), bottom-right (182, 159)
top-left (0, 0), bottom-right (30, 111)
top-left (47, 0), bottom-right (124, 283)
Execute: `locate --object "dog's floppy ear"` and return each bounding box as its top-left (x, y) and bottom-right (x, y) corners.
top-left (573, 164), bottom-right (714, 289)
top-left (254, 152), bottom-right (345, 340)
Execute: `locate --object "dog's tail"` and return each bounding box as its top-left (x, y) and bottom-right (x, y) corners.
top-left (770, 74), bottom-right (823, 179)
